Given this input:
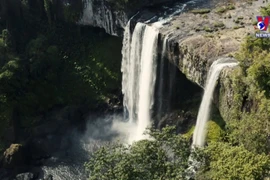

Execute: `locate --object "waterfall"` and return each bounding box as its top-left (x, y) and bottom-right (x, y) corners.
top-left (121, 22), bottom-right (159, 142)
top-left (157, 35), bottom-right (169, 118)
top-left (79, 0), bottom-right (117, 35)
top-left (121, 22), bottom-right (145, 123)
top-left (192, 58), bottom-right (238, 147)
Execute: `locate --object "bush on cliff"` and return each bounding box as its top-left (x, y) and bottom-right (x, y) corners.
top-left (196, 142), bottom-right (270, 180)
top-left (225, 35), bottom-right (270, 155)
top-left (85, 125), bottom-right (270, 180)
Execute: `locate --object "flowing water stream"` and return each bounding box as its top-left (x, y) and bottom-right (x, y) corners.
top-left (186, 58), bottom-right (238, 179)
top-left (121, 22), bottom-right (159, 142)
top-left (192, 58), bottom-right (238, 147)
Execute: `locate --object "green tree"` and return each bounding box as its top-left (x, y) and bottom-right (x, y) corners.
top-left (85, 126), bottom-right (191, 180)
top-left (197, 142), bottom-right (270, 180)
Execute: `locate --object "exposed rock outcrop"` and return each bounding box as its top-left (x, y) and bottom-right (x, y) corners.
top-left (78, 0), bottom-right (266, 123)
top-left (160, 0), bottom-right (261, 87)
top-left (2, 144), bottom-right (27, 169)
top-left (78, 0), bottom-right (183, 36)
top-left (15, 172), bottom-right (36, 180)
top-left (79, 0), bottom-right (128, 36)
top-left (158, 0), bottom-right (264, 121)
top-left (217, 67), bottom-right (240, 122)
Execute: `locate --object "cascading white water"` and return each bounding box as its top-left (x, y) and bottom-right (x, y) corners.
top-left (121, 22), bottom-right (159, 142)
top-left (192, 58), bottom-right (238, 147)
top-left (157, 35), bottom-right (169, 117)
top-left (136, 25), bottom-right (159, 140)
top-left (121, 22), bottom-right (145, 123)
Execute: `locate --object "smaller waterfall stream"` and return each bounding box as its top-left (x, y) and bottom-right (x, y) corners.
top-left (192, 58), bottom-right (238, 147)
top-left (157, 35), bottom-right (169, 118)
top-left (186, 58), bottom-right (238, 179)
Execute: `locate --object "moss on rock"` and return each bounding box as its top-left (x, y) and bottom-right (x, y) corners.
top-left (2, 144), bottom-right (26, 169)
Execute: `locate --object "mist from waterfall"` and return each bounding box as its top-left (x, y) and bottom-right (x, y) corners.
top-left (121, 22), bottom-right (159, 142)
top-left (192, 58), bottom-right (238, 147)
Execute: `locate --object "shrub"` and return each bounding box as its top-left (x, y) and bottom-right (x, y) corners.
top-left (191, 9), bottom-right (211, 14)
top-left (85, 126), bottom-right (191, 180)
top-left (198, 142), bottom-right (270, 179)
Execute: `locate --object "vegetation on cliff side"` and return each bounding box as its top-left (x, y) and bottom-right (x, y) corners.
top-left (0, 0), bottom-right (122, 153)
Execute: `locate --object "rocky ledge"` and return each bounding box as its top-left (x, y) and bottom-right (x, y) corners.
top-left (158, 0), bottom-right (265, 121)
top-left (79, 0), bottom-right (267, 122)
top-left (78, 0), bottom-right (181, 36)
top-left (160, 0), bottom-right (263, 87)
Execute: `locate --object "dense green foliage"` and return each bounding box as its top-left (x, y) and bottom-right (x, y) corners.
top-left (85, 126), bottom-right (192, 180)
top-left (86, 125), bottom-right (270, 180)
top-left (197, 142), bottom-right (270, 180)
top-left (227, 27), bottom-right (270, 154)
top-left (0, 0), bottom-right (122, 152)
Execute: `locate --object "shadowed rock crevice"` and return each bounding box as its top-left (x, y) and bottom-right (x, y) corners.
top-left (153, 52), bottom-right (203, 134)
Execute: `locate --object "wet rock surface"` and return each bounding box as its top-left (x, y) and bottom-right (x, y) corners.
top-left (158, 110), bottom-right (196, 133)
top-left (15, 172), bottom-right (36, 180)
top-left (43, 174), bottom-right (53, 180)
top-left (160, 0), bottom-right (264, 87)
top-left (157, 0), bottom-right (266, 122)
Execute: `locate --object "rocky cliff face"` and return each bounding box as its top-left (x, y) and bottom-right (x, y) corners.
top-left (159, 0), bottom-right (261, 87)
top-left (78, 0), bottom-right (128, 36)
top-left (159, 0), bottom-right (264, 121)
top-left (77, 0), bottom-right (179, 36)
top-left (76, 0), bottom-right (264, 122)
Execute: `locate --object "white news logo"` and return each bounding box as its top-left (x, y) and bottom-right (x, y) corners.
top-left (255, 33), bottom-right (270, 38)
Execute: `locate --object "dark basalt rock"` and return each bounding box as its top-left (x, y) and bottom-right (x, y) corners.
top-left (0, 168), bottom-right (10, 180)
top-left (15, 172), bottom-right (36, 180)
top-left (157, 110), bottom-right (196, 133)
top-left (76, 0), bottom-right (184, 36)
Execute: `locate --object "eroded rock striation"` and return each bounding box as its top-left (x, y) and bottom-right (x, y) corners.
top-left (74, 0), bottom-right (264, 122)
top-left (78, 0), bottom-right (180, 35)
top-left (159, 0), bottom-right (264, 121)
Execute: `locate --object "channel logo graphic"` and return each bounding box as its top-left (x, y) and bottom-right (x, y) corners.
top-left (254, 16), bottom-right (270, 38)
